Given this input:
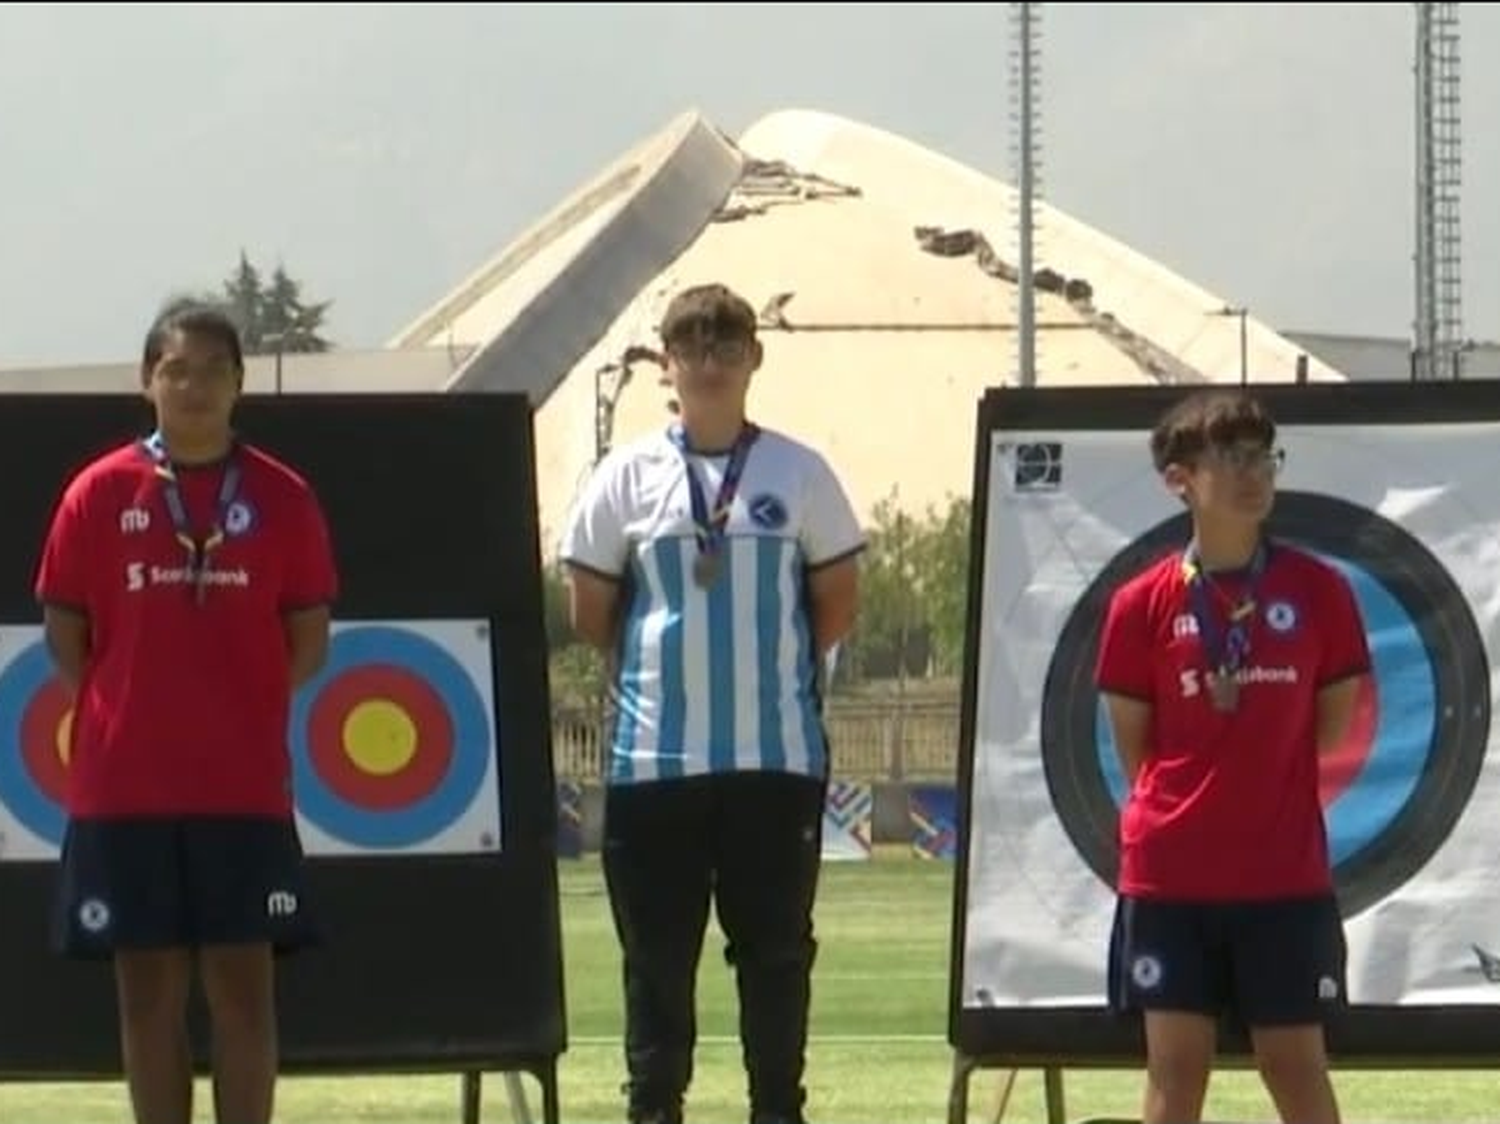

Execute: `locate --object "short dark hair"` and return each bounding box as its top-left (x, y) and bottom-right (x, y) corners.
top-left (142, 296), bottom-right (245, 372)
top-left (1149, 389), bottom-right (1276, 472)
top-left (658, 283), bottom-right (757, 347)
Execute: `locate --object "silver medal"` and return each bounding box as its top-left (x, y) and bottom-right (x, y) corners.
top-left (692, 553), bottom-right (722, 589)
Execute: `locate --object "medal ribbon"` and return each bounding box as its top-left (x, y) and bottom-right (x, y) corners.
top-left (668, 423), bottom-right (760, 562)
top-left (142, 431), bottom-right (243, 605)
top-left (1181, 539), bottom-right (1268, 689)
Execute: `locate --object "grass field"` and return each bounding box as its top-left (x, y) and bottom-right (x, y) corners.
top-left (1, 850), bottom-right (1495, 1122)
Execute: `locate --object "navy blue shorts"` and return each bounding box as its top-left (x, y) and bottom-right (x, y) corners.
top-left (52, 815), bottom-right (318, 960)
top-left (1107, 893), bottom-right (1347, 1027)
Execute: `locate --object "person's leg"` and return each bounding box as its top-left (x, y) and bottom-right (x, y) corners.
top-left (53, 817), bottom-right (195, 1124)
top-left (603, 778), bottom-right (716, 1124)
top-left (1232, 895), bottom-right (1346, 1124)
top-left (711, 772), bottom-right (825, 1124)
top-left (114, 949), bottom-right (196, 1124)
top-left (1107, 896), bottom-right (1227, 1124)
top-left (182, 815), bottom-right (315, 1124)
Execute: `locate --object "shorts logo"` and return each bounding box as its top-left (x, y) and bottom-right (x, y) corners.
top-left (1265, 600), bottom-right (1298, 633)
top-left (78, 897), bottom-right (111, 933)
top-left (225, 500), bottom-right (255, 537)
top-left (1130, 954), bottom-right (1163, 991)
top-left (266, 889), bottom-right (299, 918)
top-left (748, 493), bottom-right (789, 531)
top-left (1318, 975), bottom-right (1340, 1001)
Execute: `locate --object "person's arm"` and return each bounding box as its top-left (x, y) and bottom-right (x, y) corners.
top-left (42, 606), bottom-right (90, 692)
top-left (280, 485), bottom-right (339, 688)
top-left (1101, 694), bottom-right (1152, 784)
top-left (565, 565), bottom-right (623, 653)
top-left (559, 455), bottom-right (631, 653)
top-left (799, 452), bottom-right (866, 655)
top-left (1315, 566), bottom-right (1373, 753)
top-left (35, 473), bottom-right (98, 693)
top-left (1095, 582), bottom-right (1155, 784)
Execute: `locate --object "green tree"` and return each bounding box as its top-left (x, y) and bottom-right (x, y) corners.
top-left (909, 495), bottom-right (972, 675)
top-left (838, 493), bottom-right (932, 684)
top-left (222, 252), bottom-right (334, 354)
top-left (224, 252), bottom-right (265, 351)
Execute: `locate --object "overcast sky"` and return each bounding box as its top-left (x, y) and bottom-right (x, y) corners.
top-left (0, 2), bottom-right (1495, 367)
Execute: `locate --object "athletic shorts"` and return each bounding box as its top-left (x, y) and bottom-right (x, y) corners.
top-left (1107, 892), bottom-right (1347, 1027)
top-left (52, 815), bottom-right (317, 959)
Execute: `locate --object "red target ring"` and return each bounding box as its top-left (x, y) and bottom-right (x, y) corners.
top-left (306, 664), bottom-right (454, 810)
top-left (19, 677), bottom-right (72, 807)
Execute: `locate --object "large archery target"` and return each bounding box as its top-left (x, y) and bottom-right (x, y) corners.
top-left (1042, 491), bottom-right (1486, 921)
top-left (961, 423), bottom-right (1500, 1009)
top-left (289, 619), bottom-right (502, 856)
top-left (0, 627), bottom-right (71, 861)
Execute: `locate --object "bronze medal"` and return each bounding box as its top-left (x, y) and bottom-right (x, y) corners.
top-left (1209, 671), bottom-right (1239, 713)
top-left (692, 553), bottom-right (722, 589)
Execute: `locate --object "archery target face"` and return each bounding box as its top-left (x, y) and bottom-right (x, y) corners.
top-left (0, 619), bottom-right (503, 862)
top-left (961, 423), bottom-right (1500, 1009)
top-left (290, 619), bottom-right (502, 855)
top-left (0, 626), bottom-right (73, 861)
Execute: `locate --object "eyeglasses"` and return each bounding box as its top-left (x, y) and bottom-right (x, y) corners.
top-left (666, 338), bottom-right (752, 368)
top-left (1205, 445), bottom-right (1286, 475)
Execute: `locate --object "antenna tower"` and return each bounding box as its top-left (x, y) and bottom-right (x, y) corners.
top-left (1413, 2), bottom-right (1463, 379)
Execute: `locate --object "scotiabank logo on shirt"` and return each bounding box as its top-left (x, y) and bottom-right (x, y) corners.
top-left (1179, 665), bottom-right (1298, 697)
top-left (124, 561), bottom-right (250, 592)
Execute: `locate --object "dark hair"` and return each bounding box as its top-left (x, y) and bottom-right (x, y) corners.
top-left (142, 296), bottom-right (245, 372)
top-left (1149, 389), bottom-right (1276, 472)
top-left (658, 283), bottom-right (758, 346)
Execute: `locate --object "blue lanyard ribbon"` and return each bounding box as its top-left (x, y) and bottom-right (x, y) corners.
top-left (667, 423), bottom-right (760, 559)
top-left (1181, 540), bottom-right (1268, 678)
top-left (142, 431), bottom-right (243, 604)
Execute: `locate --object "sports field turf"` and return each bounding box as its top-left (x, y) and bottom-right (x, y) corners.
top-left (1, 850), bottom-right (1494, 1122)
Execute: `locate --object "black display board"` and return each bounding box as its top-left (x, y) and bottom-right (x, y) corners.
top-left (0, 393), bottom-right (563, 1124)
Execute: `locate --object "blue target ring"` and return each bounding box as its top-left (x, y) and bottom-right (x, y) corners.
top-left (290, 625), bottom-right (493, 849)
top-left (1093, 555), bottom-right (1438, 867)
top-left (0, 638), bottom-right (68, 848)
top-left (1041, 490), bottom-right (1490, 919)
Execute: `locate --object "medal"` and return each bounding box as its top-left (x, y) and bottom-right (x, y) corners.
top-left (692, 553), bottom-right (722, 589)
top-left (669, 422), bottom-right (761, 594)
top-left (142, 431), bottom-right (241, 607)
top-left (1182, 540), bottom-right (1268, 718)
top-left (1209, 671), bottom-right (1239, 713)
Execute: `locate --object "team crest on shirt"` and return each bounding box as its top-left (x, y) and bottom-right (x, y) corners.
top-left (747, 493), bottom-right (789, 530)
top-left (1265, 599), bottom-right (1298, 634)
top-left (224, 499), bottom-right (256, 537)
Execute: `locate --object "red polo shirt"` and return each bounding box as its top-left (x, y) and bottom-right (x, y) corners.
top-left (34, 439), bottom-right (338, 817)
top-left (1095, 542), bottom-right (1371, 900)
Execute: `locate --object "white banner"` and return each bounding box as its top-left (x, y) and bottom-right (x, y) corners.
top-left (0, 619), bottom-right (502, 861)
top-left (961, 422), bottom-right (1500, 1008)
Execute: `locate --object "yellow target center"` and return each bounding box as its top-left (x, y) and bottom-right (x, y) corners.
top-left (56, 709), bottom-right (74, 767)
top-left (342, 700), bottom-right (417, 776)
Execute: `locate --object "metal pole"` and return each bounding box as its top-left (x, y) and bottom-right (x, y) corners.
top-left (1238, 309), bottom-right (1248, 385)
top-left (1016, 2), bottom-right (1037, 388)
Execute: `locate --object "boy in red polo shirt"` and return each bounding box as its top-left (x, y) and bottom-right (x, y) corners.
top-left (1095, 390), bottom-right (1370, 1124)
top-left (34, 298), bottom-right (338, 1124)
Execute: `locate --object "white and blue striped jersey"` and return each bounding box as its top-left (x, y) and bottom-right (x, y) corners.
top-left (559, 426), bottom-right (865, 785)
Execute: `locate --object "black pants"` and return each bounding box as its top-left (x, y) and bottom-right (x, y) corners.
top-left (603, 771), bottom-right (826, 1123)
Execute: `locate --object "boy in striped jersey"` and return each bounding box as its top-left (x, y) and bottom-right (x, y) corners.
top-left (561, 283), bottom-right (865, 1124)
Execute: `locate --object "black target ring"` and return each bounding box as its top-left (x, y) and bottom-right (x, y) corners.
top-left (1040, 489), bottom-right (1490, 919)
